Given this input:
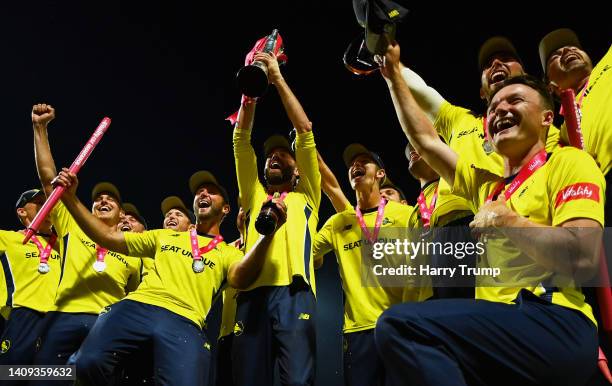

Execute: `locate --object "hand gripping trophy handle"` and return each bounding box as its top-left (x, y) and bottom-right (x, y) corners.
top-left (236, 29), bottom-right (280, 98)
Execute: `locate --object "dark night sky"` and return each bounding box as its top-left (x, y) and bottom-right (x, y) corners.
top-left (0, 1), bottom-right (610, 237)
top-left (1, 2), bottom-right (610, 383)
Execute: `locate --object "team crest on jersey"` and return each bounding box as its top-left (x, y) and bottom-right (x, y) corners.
top-left (298, 313), bottom-right (310, 320)
top-left (555, 183), bottom-right (600, 208)
top-left (1, 340), bottom-right (10, 353)
top-left (99, 306), bottom-right (111, 315)
top-left (203, 342), bottom-right (211, 351)
top-left (234, 321), bottom-right (244, 336)
top-left (382, 217), bottom-right (393, 226)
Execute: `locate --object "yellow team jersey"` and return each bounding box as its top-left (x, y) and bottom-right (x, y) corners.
top-left (452, 146), bottom-right (603, 325)
top-left (51, 202), bottom-right (142, 314)
top-left (0, 230), bottom-right (61, 313)
top-left (313, 201), bottom-right (430, 333)
top-left (124, 228), bottom-right (243, 328)
top-left (219, 287), bottom-right (238, 338)
top-left (407, 179), bottom-right (467, 227)
top-left (432, 101), bottom-right (560, 225)
top-left (560, 45), bottom-right (612, 175)
top-left (234, 130), bottom-right (321, 291)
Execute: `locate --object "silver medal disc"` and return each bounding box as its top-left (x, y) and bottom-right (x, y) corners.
top-left (192, 259), bottom-right (205, 273)
top-left (38, 262), bottom-right (50, 274)
top-left (93, 261), bottom-right (107, 273)
top-left (482, 140), bottom-right (493, 154)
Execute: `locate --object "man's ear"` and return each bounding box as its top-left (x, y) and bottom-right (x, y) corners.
top-left (222, 204), bottom-right (231, 216)
top-left (376, 168), bottom-right (386, 182)
top-left (542, 109), bottom-right (554, 127)
top-left (16, 208), bottom-right (26, 219)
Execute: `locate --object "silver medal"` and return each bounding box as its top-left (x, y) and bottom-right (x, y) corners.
top-left (482, 139), bottom-right (493, 154)
top-left (93, 261), bottom-right (107, 273)
top-left (38, 262), bottom-right (50, 274)
top-left (192, 259), bottom-right (205, 273)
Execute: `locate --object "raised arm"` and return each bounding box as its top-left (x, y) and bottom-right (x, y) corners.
top-left (255, 52), bottom-right (312, 134)
top-left (381, 42), bottom-right (458, 186)
top-left (397, 66), bottom-right (446, 124)
top-left (317, 150), bottom-right (350, 213)
top-left (52, 168), bottom-right (129, 255)
top-left (32, 104), bottom-right (58, 197)
top-left (228, 198), bottom-right (287, 289)
top-left (233, 101), bottom-right (260, 205)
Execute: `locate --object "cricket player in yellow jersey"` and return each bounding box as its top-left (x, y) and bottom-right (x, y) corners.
top-left (539, 28), bottom-right (612, 222)
top-left (404, 143), bottom-right (477, 298)
top-left (395, 37), bottom-right (560, 226)
top-left (30, 104), bottom-right (142, 375)
top-left (0, 189), bottom-right (61, 374)
top-left (52, 169), bottom-right (284, 386)
top-left (313, 143), bottom-right (429, 386)
top-left (378, 39), bottom-right (602, 385)
top-left (119, 202), bottom-right (147, 233)
top-left (161, 195), bottom-right (194, 232)
top-left (232, 50), bottom-right (320, 386)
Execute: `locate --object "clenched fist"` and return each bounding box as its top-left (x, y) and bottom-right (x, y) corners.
top-left (32, 104), bottom-right (55, 127)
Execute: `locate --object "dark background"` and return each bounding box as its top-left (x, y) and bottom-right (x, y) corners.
top-left (1, 1), bottom-right (609, 384)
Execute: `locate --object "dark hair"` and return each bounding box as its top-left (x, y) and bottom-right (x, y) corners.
top-left (489, 74), bottom-right (554, 111)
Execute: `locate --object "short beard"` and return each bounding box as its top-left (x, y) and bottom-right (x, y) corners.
top-left (196, 203), bottom-right (223, 224)
top-left (265, 165), bottom-right (295, 186)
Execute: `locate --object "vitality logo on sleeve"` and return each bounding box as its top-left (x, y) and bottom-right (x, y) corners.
top-left (555, 183), bottom-right (600, 208)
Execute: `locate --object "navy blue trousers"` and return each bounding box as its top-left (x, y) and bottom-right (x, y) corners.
top-left (232, 279), bottom-right (316, 386)
top-left (375, 290), bottom-right (598, 386)
top-left (0, 307), bottom-right (45, 366)
top-left (72, 299), bottom-right (210, 386)
top-left (30, 311), bottom-right (99, 386)
top-left (343, 329), bottom-right (384, 386)
top-left (216, 333), bottom-right (234, 386)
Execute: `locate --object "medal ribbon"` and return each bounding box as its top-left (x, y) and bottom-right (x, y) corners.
top-left (355, 198), bottom-right (387, 244)
top-left (96, 245), bottom-right (108, 265)
top-left (30, 234), bottom-right (57, 266)
top-left (266, 191), bottom-right (288, 201)
top-left (189, 228), bottom-right (224, 263)
top-left (417, 186), bottom-right (438, 227)
top-left (486, 149), bottom-right (548, 203)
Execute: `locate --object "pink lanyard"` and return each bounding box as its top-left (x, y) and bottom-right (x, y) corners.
top-left (93, 245), bottom-right (109, 273)
top-left (417, 186), bottom-right (438, 227)
top-left (31, 234), bottom-right (57, 274)
top-left (486, 149), bottom-right (548, 203)
top-left (267, 191), bottom-right (288, 201)
top-left (190, 228), bottom-right (224, 273)
top-left (355, 198), bottom-right (387, 244)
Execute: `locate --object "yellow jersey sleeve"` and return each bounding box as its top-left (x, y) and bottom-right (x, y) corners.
top-left (547, 147), bottom-right (605, 227)
top-left (125, 230), bottom-right (160, 258)
top-left (434, 101), bottom-right (473, 143)
top-left (51, 200), bottom-right (76, 238)
top-left (233, 127), bottom-right (265, 212)
top-left (222, 245), bottom-right (243, 276)
top-left (295, 131), bottom-right (322, 209)
top-left (313, 215), bottom-right (335, 261)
